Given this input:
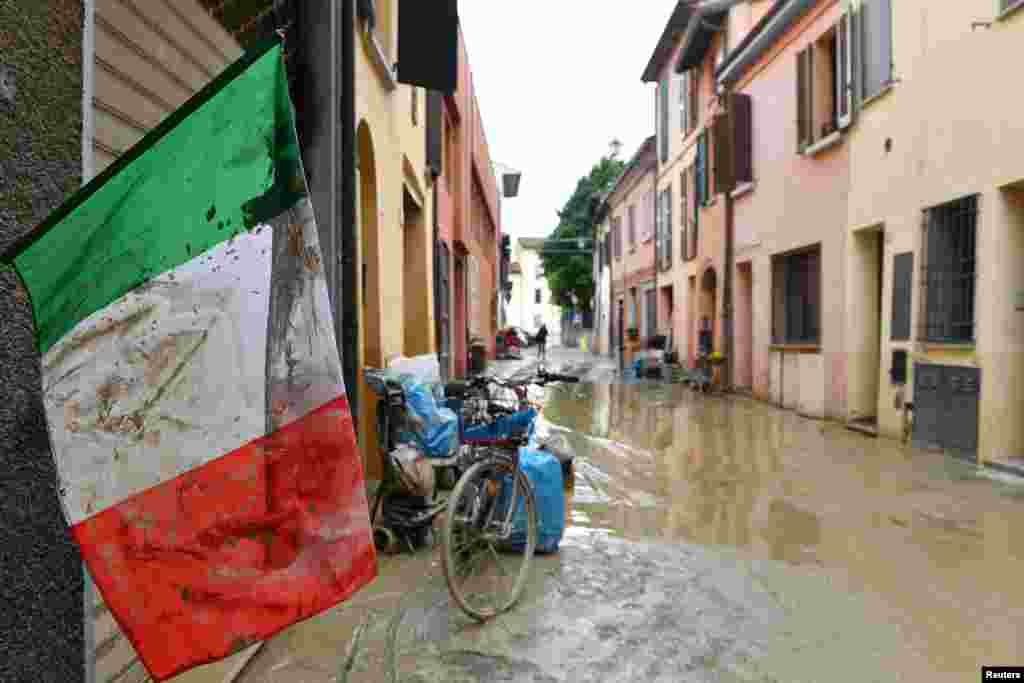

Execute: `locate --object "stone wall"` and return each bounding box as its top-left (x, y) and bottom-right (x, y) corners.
top-left (0, 1), bottom-right (85, 680)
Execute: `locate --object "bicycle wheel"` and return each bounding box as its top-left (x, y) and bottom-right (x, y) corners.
top-left (441, 459), bottom-right (537, 620)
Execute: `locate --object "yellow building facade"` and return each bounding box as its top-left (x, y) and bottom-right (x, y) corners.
top-left (844, 0), bottom-right (1024, 468)
top-left (354, 0), bottom-right (438, 483)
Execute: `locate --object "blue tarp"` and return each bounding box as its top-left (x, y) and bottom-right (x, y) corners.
top-left (462, 407), bottom-right (538, 443)
top-left (498, 447), bottom-right (565, 554)
top-left (364, 368), bottom-right (459, 459)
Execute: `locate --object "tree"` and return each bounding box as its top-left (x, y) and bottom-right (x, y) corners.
top-left (540, 155), bottom-right (626, 314)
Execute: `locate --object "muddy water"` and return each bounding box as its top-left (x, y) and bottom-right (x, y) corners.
top-left (542, 380), bottom-right (1024, 679)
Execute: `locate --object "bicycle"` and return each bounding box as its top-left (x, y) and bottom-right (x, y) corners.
top-left (440, 368), bottom-right (578, 620)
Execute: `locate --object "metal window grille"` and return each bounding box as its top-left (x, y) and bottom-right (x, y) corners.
top-left (920, 194), bottom-right (978, 343)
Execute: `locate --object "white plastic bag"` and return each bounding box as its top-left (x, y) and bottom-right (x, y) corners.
top-left (388, 353), bottom-right (441, 386)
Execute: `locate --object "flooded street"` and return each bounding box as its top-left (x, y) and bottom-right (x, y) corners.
top-left (203, 354), bottom-right (1024, 683)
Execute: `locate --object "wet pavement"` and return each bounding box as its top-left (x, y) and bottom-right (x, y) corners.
top-left (186, 348), bottom-right (1024, 682)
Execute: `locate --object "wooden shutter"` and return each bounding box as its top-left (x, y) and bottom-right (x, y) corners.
top-left (691, 67), bottom-right (701, 131)
top-left (713, 112), bottom-right (733, 195)
top-left (665, 185), bottom-right (673, 269)
top-left (696, 135), bottom-right (706, 205)
top-left (680, 170), bottom-right (688, 262)
top-left (837, 13), bottom-right (854, 129)
top-left (862, 0), bottom-right (892, 101)
top-left (679, 73), bottom-right (688, 135)
top-left (891, 252), bottom-right (913, 340)
top-left (660, 75), bottom-right (670, 162)
top-left (426, 91), bottom-right (443, 175)
top-left (796, 48), bottom-right (810, 151)
top-left (733, 93), bottom-right (753, 185)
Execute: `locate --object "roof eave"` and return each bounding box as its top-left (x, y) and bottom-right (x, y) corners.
top-left (641, 2), bottom-right (695, 83)
top-left (715, 0), bottom-right (816, 85)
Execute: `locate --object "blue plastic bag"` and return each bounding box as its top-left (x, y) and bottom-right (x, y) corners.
top-left (497, 447), bottom-right (565, 554)
top-left (392, 374), bottom-right (459, 459)
top-left (462, 407), bottom-right (538, 443)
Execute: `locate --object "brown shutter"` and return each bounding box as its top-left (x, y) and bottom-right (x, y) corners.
top-left (680, 170), bottom-right (688, 262)
top-left (796, 49), bottom-right (807, 152)
top-left (691, 68), bottom-right (701, 131)
top-left (426, 91), bottom-right (443, 175)
top-left (713, 112), bottom-right (733, 195)
top-left (732, 92), bottom-right (753, 185)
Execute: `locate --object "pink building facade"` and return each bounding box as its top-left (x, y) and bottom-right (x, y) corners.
top-left (722, 0), bottom-right (851, 418)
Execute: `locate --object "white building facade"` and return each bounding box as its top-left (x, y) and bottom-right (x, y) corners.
top-left (508, 237), bottom-right (563, 346)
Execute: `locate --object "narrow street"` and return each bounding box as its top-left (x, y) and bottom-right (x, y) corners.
top-left (213, 347), bottom-right (1024, 683)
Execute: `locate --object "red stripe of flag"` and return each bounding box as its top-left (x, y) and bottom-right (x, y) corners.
top-left (72, 397), bottom-right (377, 680)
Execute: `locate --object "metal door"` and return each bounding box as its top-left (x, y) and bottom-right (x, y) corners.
top-left (913, 363), bottom-right (981, 457)
top-left (945, 366), bottom-right (980, 455)
top-left (644, 288), bottom-right (657, 340)
top-left (912, 363), bottom-right (944, 452)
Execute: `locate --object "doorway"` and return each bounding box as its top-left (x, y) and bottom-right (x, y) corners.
top-left (402, 189), bottom-right (429, 356)
top-left (435, 241), bottom-right (451, 381)
top-left (453, 254), bottom-right (467, 377)
top-left (357, 121), bottom-right (382, 483)
top-left (849, 227), bottom-right (884, 434)
top-left (736, 262), bottom-right (754, 391)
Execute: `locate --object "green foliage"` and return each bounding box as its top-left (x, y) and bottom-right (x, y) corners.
top-left (539, 155), bottom-right (626, 313)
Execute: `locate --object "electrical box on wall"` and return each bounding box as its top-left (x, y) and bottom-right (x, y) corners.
top-left (890, 349), bottom-right (908, 385)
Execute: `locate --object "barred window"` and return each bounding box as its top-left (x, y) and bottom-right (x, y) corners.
top-left (921, 195), bottom-right (977, 343)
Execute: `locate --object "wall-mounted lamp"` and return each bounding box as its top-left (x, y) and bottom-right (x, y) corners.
top-left (502, 171), bottom-right (522, 198)
top-left (971, 20), bottom-right (993, 30)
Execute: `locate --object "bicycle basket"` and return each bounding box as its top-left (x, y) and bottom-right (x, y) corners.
top-left (462, 406), bottom-right (538, 444)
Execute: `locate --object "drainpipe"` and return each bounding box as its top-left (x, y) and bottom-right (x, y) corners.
top-left (341, 0), bottom-right (359, 424)
top-left (721, 85), bottom-right (736, 393)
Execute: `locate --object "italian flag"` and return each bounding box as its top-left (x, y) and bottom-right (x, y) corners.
top-left (2, 38), bottom-right (375, 680)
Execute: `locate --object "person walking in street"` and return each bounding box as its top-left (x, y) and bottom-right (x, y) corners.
top-left (536, 323), bottom-right (549, 362)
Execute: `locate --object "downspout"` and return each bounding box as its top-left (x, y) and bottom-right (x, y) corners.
top-left (721, 87), bottom-right (736, 392)
top-left (341, 0), bottom-right (359, 425)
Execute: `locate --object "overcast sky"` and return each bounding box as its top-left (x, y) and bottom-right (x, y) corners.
top-left (458, 2), bottom-right (677, 240)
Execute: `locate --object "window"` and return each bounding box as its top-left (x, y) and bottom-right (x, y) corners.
top-left (411, 88), bottom-right (418, 125)
top-left (612, 217), bottom-right (622, 260)
top-left (628, 288), bottom-right (637, 328)
top-left (860, 0), bottom-right (892, 102)
top-left (537, 265), bottom-right (545, 280)
top-left (921, 195), bottom-right (977, 343)
top-left (657, 186), bottom-right (673, 272)
top-left (535, 289), bottom-right (542, 305)
top-left (796, 16), bottom-right (854, 152)
top-left (772, 245), bottom-right (821, 344)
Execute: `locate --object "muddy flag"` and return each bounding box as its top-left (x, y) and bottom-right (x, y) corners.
top-left (1, 37), bottom-right (375, 680)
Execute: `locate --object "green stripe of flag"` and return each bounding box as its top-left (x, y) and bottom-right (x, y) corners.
top-left (5, 37), bottom-right (305, 355)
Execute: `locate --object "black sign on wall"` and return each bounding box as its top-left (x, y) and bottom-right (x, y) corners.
top-left (397, 0), bottom-right (459, 94)
top-left (891, 251), bottom-right (913, 340)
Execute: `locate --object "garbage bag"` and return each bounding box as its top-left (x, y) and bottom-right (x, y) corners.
top-left (497, 447), bottom-right (565, 554)
top-left (396, 375), bottom-right (459, 459)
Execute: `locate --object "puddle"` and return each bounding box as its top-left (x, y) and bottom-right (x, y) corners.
top-left (541, 381), bottom-right (1024, 679)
